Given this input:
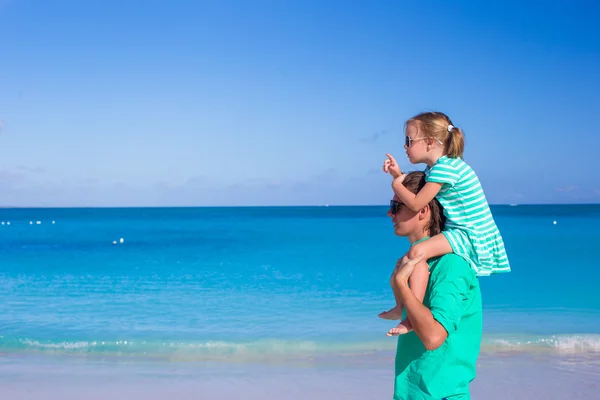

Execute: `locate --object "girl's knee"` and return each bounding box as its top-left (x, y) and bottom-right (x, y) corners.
top-left (408, 243), bottom-right (424, 259)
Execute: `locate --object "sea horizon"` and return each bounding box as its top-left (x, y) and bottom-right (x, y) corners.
top-left (1, 202), bottom-right (599, 209)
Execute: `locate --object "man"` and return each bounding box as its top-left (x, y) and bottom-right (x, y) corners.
top-left (389, 172), bottom-right (482, 400)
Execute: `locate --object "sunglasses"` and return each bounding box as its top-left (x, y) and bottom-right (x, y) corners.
top-left (389, 200), bottom-right (404, 215)
top-left (405, 136), bottom-right (444, 147)
top-left (404, 136), bottom-right (427, 148)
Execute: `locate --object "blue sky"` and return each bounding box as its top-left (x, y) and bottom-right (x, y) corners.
top-left (1, 0), bottom-right (599, 206)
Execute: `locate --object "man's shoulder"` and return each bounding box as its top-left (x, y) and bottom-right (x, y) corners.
top-left (429, 253), bottom-right (469, 267)
top-left (428, 254), bottom-right (476, 280)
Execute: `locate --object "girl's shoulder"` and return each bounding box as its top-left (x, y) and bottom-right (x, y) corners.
top-left (437, 156), bottom-right (474, 171)
top-left (437, 155), bottom-right (466, 166)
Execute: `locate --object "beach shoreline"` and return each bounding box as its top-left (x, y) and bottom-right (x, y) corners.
top-left (1, 353), bottom-right (598, 399)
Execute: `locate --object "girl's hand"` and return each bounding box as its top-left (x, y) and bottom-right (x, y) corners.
top-left (383, 159), bottom-right (391, 173)
top-left (395, 173), bottom-right (407, 184)
top-left (384, 153), bottom-right (402, 179)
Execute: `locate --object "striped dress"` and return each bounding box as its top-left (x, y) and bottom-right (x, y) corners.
top-left (424, 156), bottom-right (510, 276)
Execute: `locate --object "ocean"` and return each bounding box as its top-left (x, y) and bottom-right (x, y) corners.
top-left (1, 205), bottom-right (599, 399)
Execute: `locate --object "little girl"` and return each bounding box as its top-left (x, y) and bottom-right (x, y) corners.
top-left (379, 111), bottom-right (510, 336)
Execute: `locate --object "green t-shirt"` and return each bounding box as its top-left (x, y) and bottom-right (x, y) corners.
top-left (393, 253), bottom-right (482, 400)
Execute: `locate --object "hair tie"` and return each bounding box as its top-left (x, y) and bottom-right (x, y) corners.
top-left (447, 125), bottom-right (454, 132)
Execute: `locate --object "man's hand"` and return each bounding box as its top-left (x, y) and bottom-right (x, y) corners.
top-left (384, 153), bottom-right (402, 179)
top-left (395, 253), bottom-right (425, 284)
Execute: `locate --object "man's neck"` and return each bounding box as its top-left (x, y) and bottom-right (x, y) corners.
top-left (408, 231), bottom-right (429, 244)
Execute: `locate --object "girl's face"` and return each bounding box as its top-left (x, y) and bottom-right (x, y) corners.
top-left (404, 122), bottom-right (428, 164)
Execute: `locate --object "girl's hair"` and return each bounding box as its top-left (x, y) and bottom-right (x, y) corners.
top-left (407, 111), bottom-right (465, 158)
top-left (402, 171), bottom-right (446, 236)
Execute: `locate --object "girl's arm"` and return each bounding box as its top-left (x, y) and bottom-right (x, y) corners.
top-left (392, 178), bottom-right (443, 212)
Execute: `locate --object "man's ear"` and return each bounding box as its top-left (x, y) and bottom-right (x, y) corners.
top-left (418, 204), bottom-right (430, 220)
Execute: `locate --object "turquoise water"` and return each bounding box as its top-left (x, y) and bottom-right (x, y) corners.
top-left (1, 205), bottom-right (599, 361)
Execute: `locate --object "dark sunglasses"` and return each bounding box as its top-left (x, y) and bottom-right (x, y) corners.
top-left (405, 136), bottom-right (443, 147)
top-left (405, 136), bottom-right (427, 148)
top-left (389, 200), bottom-right (404, 215)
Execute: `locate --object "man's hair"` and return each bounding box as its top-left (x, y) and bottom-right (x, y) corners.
top-left (401, 171), bottom-right (446, 236)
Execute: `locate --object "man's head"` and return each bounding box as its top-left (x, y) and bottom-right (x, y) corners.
top-left (388, 171), bottom-right (445, 239)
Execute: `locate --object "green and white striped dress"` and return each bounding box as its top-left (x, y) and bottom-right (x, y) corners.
top-left (424, 156), bottom-right (510, 276)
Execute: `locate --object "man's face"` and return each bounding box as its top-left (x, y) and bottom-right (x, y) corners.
top-left (388, 194), bottom-right (419, 237)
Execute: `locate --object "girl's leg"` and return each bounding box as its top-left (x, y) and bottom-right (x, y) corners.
top-left (408, 233), bottom-right (452, 261)
top-left (378, 266), bottom-right (405, 320)
top-left (386, 260), bottom-right (429, 336)
top-left (386, 234), bottom-right (452, 336)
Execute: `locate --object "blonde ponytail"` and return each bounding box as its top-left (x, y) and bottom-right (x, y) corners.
top-left (446, 126), bottom-right (464, 158)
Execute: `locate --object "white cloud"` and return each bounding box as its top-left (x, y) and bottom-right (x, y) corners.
top-left (0, 169), bottom-right (27, 187)
top-left (17, 165), bottom-right (46, 173)
top-left (555, 185), bottom-right (579, 192)
top-left (361, 130), bottom-right (389, 143)
top-left (84, 177), bottom-right (100, 185)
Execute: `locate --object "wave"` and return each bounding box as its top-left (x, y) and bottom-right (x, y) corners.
top-left (1, 337), bottom-right (334, 362)
top-left (2, 334), bottom-right (599, 362)
top-left (482, 334), bottom-right (600, 354)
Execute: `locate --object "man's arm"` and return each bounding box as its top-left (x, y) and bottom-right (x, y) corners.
top-left (397, 271), bottom-right (448, 350)
top-left (396, 254), bottom-right (474, 351)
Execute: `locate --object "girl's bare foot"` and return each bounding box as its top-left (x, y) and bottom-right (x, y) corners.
top-left (386, 319), bottom-right (412, 336)
top-left (378, 305), bottom-right (403, 320)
